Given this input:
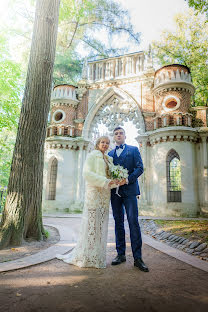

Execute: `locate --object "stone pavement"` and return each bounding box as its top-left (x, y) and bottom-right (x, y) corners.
top-left (0, 214), bottom-right (208, 273)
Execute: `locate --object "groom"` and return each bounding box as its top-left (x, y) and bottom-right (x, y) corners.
top-left (108, 127), bottom-right (149, 272)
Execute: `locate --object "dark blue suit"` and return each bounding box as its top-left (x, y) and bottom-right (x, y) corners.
top-left (108, 144), bottom-right (143, 259)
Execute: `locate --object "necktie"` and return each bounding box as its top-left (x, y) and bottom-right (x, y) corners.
top-left (116, 144), bottom-right (124, 150)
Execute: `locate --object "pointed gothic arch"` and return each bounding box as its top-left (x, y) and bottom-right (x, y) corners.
top-left (46, 157), bottom-right (58, 200)
top-left (166, 149), bottom-right (182, 202)
top-left (82, 87), bottom-right (145, 140)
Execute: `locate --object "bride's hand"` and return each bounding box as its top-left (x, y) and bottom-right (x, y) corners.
top-left (118, 178), bottom-right (127, 186)
top-left (113, 179), bottom-right (120, 185)
top-left (108, 179), bottom-right (119, 186)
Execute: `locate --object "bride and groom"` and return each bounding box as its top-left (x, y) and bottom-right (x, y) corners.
top-left (56, 126), bottom-right (149, 272)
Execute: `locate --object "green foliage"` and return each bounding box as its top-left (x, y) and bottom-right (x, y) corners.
top-left (43, 229), bottom-right (50, 239)
top-left (0, 185), bottom-right (7, 212)
top-left (0, 35), bottom-right (23, 131)
top-left (5, 0), bottom-right (140, 85)
top-left (59, 0), bottom-right (97, 21)
top-left (58, 0), bottom-right (140, 54)
top-left (54, 0), bottom-right (140, 83)
top-left (0, 130), bottom-right (17, 187)
top-left (53, 49), bottom-right (82, 85)
top-left (152, 9), bottom-right (208, 106)
top-left (0, 34), bottom-right (24, 188)
top-left (186, 0), bottom-right (208, 18)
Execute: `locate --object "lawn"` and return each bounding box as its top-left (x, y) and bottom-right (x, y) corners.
top-left (154, 220), bottom-right (208, 243)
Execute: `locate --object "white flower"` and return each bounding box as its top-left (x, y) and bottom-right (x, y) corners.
top-left (109, 164), bottom-right (128, 180)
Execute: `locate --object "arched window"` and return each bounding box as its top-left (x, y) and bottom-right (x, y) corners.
top-left (166, 150), bottom-right (181, 202)
top-left (47, 158), bottom-right (58, 200)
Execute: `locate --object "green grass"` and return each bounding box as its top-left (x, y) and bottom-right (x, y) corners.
top-left (154, 220), bottom-right (208, 242)
top-left (44, 230), bottom-right (50, 239)
top-left (1, 259), bottom-right (13, 262)
top-left (73, 209), bottom-right (83, 214)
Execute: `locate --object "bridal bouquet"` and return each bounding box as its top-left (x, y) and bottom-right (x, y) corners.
top-left (109, 164), bottom-right (128, 180)
top-left (108, 164), bottom-right (128, 196)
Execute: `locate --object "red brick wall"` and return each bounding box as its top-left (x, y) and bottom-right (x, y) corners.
top-left (144, 117), bottom-right (154, 131)
top-left (76, 90), bottom-right (89, 120)
top-left (51, 106), bottom-right (76, 125)
top-left (142, 85), bottom-right (154, 112)
top-left (155, 90), bottom-right (191, 115)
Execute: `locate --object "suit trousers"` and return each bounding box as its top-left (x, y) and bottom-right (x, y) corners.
top-left (111, 193), bottom-right (142, 259)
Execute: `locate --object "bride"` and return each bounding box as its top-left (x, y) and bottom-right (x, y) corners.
top-left (56, 136), bottom-right (117, 268)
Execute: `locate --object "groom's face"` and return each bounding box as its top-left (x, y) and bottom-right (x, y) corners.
top-left (114, 129), bottom-right (126, 145)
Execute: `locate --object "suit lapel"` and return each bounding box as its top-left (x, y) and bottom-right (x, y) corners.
top-left (111, 148), bottom-right (116, 158)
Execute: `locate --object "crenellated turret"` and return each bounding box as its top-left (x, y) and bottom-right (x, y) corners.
top-left (51, 84), bottom-right (79, 107)
top-left (153, 64), bottom-right (194, 95)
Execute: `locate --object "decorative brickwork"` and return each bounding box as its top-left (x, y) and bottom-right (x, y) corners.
top-left (154, 90), bottom-right (192, 115)
top-left (142, 83), bottom-right (154, 112)
top-left (76, 90), bottom-right (89, 121)
top-left (155, 64), bottom-right (190, 77)
top-left (144, 117), bottom-right (154, 131)
top-left (51, 106), bottom-right (76, 125)
top-left (46, 125), bottom-right (75, 138)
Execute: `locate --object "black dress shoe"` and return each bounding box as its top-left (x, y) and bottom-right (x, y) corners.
top-left (134, 258), bottom-right (149, 272)
top-left (111, 255), bottom-right (126, 265)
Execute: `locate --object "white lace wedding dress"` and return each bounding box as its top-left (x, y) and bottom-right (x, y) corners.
top-left (56, 150), bottom-right (113, 269)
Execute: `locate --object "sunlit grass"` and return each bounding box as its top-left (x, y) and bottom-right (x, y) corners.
top-left (154, 220), bottom-right (208, 242)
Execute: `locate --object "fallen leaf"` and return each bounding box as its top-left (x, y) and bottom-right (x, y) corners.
top-left (16, 293), bottom-right (22, 297)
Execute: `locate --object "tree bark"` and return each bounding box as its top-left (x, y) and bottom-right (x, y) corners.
top-left (0, 0), bottom-right (60, 248)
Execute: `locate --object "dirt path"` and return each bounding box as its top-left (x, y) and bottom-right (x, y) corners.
top-left (0, 241), bottom-right (208, 312)
top-left (0, 225), bottom-right (60, 263)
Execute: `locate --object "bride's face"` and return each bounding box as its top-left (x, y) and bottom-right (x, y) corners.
top-left (98, 138), bottom-right (110, 154)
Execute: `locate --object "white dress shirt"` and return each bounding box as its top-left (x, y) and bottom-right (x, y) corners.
top-left (115, 144), bottom-right (126, 157)
top-left (115, 144), bottom-right (128, 184)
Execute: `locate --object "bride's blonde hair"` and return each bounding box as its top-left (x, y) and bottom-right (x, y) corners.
top-left (95, 136), bottom-right (110, 150)
top-left (95, 136), bottom-right (111, 178)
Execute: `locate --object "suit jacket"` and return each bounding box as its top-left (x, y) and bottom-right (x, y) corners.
top-left (108, 144), bottom-right (143, 197)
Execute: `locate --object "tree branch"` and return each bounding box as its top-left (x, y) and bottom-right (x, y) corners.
top-left (66, 21), bottom-right (79, 49)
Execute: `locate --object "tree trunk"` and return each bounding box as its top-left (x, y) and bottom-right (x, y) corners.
top-left (0, 0), bottom-right (60, 248)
